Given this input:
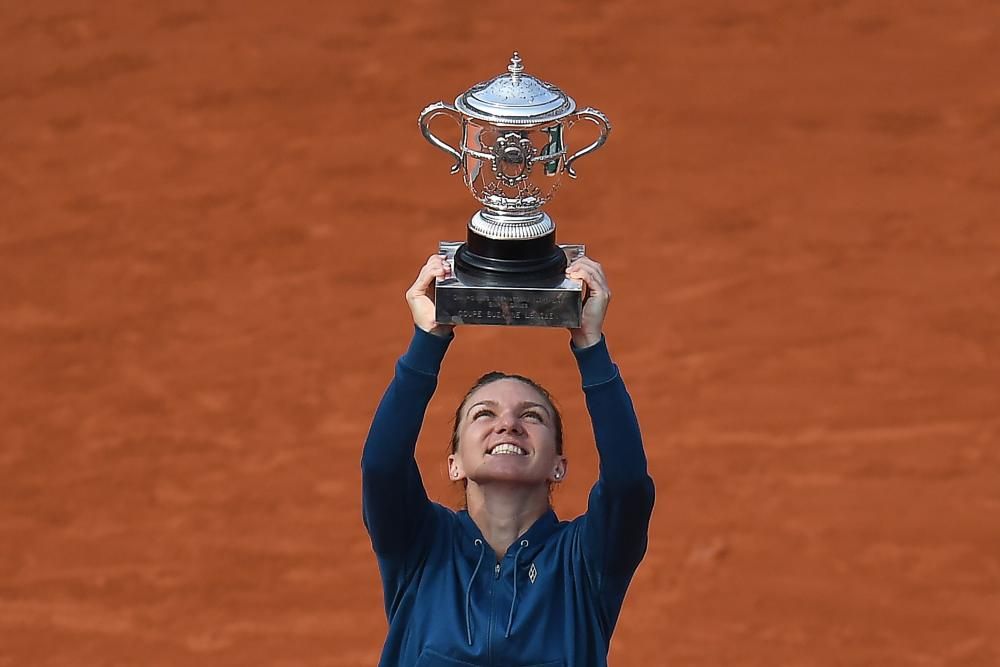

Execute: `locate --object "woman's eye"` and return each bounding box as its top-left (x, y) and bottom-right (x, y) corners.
top-left (522, 410), bottom-right (543, 422)
top-left (473, 409), bottom-right (494, 420)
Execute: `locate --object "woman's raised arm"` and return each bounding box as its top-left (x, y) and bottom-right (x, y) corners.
top-left (361, 255), bottom-right (454, 558)
top-left (566, 257), bottom-right (656, 621)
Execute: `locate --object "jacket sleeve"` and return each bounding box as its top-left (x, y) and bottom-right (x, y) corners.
top-left (575, 336), bottom-right (656, 625)
top-left (361, 326), bottom-right (452, 559)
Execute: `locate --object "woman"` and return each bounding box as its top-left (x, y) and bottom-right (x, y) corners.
top-left (362, 254), bottom-right (655, 667)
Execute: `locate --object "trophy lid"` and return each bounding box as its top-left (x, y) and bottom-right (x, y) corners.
top-left (455, 52), bottom-right (577, 126)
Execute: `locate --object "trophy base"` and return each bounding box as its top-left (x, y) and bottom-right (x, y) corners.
top-left (453, 231), bottom-right (568, 288)
top-left (435, 242), bottom-right (585, 328)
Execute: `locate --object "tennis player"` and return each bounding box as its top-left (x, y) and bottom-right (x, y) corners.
top-left (362, 254), bottom-right (654, 667)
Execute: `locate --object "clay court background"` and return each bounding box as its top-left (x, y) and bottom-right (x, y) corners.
top-left (2, 1), bottom-right (999, 665)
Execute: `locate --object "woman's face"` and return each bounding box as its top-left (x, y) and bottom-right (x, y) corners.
top-left (449, 378), bottom-right (566, 487)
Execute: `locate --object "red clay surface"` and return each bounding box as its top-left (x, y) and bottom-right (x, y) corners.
top-left (2, 2), bottom-right (999, 665)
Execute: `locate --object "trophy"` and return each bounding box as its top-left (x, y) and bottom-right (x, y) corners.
top-left (418, 52), bottom-right (611, 327)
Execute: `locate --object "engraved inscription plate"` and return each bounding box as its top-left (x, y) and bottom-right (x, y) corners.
top-left (436, 242), bottom-right (584, 328)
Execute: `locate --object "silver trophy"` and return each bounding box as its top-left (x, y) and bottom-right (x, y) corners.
top-left (419, 52), bottom-right (611, 327)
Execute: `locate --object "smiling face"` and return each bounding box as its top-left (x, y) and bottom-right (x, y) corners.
top-left (449, 378), bottom-right (566, 488)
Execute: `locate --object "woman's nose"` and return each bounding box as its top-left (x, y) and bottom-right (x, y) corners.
top-left (495, 414), bottom-right (523, 434)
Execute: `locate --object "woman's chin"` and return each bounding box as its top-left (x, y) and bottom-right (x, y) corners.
top-left (471, 464), bottom-right (545, 487)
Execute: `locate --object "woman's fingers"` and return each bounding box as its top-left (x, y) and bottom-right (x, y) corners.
top-left (566, 256), bottom-right (604, 282)
top-left (566, 257), bottom-right (611, 300)
top-left (405, 254), bottom-right (455, 336)
top-left (566, 256), bottom-right (611, 347)
top-left (406, 254), bottom-right (449, 302)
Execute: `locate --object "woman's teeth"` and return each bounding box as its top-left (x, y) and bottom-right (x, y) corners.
top-left (490, 444), bottom-right (526, 456)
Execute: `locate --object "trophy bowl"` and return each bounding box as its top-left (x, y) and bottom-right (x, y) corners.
top-left (418, 52), bottom-right (611, 326)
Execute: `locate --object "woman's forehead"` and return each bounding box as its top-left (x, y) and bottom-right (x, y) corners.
top-left (466, 378), bottom-right (547, 406)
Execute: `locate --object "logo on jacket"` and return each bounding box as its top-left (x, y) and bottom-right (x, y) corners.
top-left (528, 562), bottom-right (537, 584)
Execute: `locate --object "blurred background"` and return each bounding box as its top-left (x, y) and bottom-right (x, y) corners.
top-left (1, 1), bottom-right (998, 665)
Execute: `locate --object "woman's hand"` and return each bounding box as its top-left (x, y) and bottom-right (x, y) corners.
top-left (566, 256), bottom-right (610, 348)
top-left (406, 254), bottom-right (455, 338)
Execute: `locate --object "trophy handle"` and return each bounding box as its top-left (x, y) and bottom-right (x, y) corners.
top-left (564, 107), bottom-right (612, 179)
top-left (419, 101), bottom-right (463, 175)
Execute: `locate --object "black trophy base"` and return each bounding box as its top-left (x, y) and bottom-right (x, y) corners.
top-left (452, 229), bottom-right (568, 288)
top-left (435, 242), bottom-right (585, 328)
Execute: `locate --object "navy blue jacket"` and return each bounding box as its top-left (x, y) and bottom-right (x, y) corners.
top-left (361, 328), bottom-right (655, 667)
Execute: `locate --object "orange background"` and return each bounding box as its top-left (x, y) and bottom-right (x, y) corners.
top-left (1, 2), bottom-right (998, 665)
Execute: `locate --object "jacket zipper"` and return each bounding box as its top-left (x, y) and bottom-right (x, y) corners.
top-left (488, 562), bottom-right (501, 665)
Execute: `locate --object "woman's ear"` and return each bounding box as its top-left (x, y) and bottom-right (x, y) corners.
top-left (448, 454), bottom-right (465, 481)
top-left (552, 456), bottom-right (568, 482)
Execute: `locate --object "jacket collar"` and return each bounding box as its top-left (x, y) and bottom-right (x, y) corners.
top-left (457, 508), bottom-right (561, 556)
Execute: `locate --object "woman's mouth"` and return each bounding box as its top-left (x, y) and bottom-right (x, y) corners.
top-left (488, 443), bottom-right (527, 456)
